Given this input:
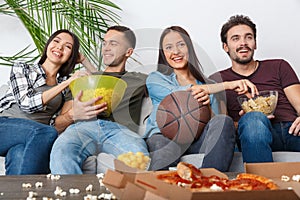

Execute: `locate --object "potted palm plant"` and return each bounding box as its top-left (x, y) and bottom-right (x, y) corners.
top-left (0, 0), bottom-right (121, 70)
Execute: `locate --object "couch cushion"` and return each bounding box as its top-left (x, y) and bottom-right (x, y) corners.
top-left (96, 153), bottom-right (115, 174)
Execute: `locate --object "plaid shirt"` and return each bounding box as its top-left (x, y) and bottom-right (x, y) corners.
top-left (0, 62), bottom-right (66, 114)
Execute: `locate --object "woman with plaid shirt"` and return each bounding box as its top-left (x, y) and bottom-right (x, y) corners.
top-left (0, 29), bottom-right (89, 175)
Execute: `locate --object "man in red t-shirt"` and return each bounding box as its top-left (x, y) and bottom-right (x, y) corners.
top-left (209, 15), bottom-right (300, 163)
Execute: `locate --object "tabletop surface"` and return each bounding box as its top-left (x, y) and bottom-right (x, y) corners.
top-left (0, 174), bottom-right (114, 200)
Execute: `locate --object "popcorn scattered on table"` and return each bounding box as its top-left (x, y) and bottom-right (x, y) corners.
top-left (35, 182), bottom-right (43, 188)
top-left (97, 173), bottom-right (105, 179)
top-left (46, 174), bottom-right (61, 181)
top-left (42, 197), bottom-right (54, 200)
top-left (99, 179), bottom-right (105, 187)
top-left (84, 194), bottom-right (98, 200)
top-left (19, 172), bottom-right (117, 199)
top-left (98, 193), bottom-right (117, 200)
top-left (28, 191), bottom-right (37, 197)
top-left (22, 183), bottom-right (32, 188)
top-left (85, 184), bottom-right (93, 192)
top-left (54, 186), bottom-right (67, 197)
top-left (69, 188), bottom-right (80, 194)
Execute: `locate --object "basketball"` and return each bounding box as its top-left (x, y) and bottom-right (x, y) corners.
top-left (156, 91), bottom-right (211, 144)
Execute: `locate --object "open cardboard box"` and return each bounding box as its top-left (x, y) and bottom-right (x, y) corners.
top-left (103, 160), bottom-right (300, 200)
top-left (245, 162), bottom-right (300, 198)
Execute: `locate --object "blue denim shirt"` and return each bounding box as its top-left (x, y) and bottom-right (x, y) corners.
top-left (143, 71), bottom-right (220, 138)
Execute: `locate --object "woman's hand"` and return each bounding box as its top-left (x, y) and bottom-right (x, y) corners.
top-left (225, 79), bottom-right (258, 97)
top-left (76, 52), bottom-right (86, 64)
top-left (67, 70), bottom-right (90, 85)
top-left (72, 91), bottom-right (107, 121)
top-left (187, 85), bottom-right (210, 105)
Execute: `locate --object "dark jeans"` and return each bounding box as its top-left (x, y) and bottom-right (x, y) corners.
top-left (238, 112), bottom-right (300, 163)
top-left (147, 115), bottom-right (236, 172)
top-left (0, 117), bottom-right (58, 175)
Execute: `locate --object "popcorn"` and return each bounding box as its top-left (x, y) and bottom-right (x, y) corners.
top-left (54, 186), bottom-right (66, 197)
top-left (69, 188), bottom-right (80, 194)
top-left (281, 175), bottom-right (290, 182)
top-left (84, 194), bottom-right (97, 200)
top-left (85, 184), bottom-right (93, 192)
top-left (22, 183), bottom-right (32, 188)
top-left (97, 173), bottom-right (105, 179)
top-left (292, 175), bottom-right (300, 182)
top-left (98, 193), bottom-right (117, 200)
top-left (28, 191), bottom-right (38, 198)
top-left (46, 174), bottom-right (61, 181)
top-left (117, 151), bottom-right (150, 170)
top-left (35, 182), bottom-right (43, 188)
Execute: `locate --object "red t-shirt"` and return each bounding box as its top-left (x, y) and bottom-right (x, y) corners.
top-left (209, 59), bottom-right (299, 123)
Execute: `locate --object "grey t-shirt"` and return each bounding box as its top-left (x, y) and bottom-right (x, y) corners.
top-left (0, 85), bottom-right (72, 125)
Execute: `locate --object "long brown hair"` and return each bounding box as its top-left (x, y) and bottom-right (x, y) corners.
top-left (38, 29), bottom-right (80, 78)
top-left (157, 26), bottom-right (213, 84)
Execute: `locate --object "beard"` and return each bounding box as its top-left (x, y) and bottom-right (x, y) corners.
top-left (234, 56), bottom-right (252, 64)
top-left (229, 46), bottom-right (255, 65)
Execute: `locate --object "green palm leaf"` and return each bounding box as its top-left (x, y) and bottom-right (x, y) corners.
top-left (0, 0), bottom-right (121, 70)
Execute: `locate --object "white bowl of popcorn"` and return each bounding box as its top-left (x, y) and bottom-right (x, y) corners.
top-left (237, 90), bottom-right (278, 116)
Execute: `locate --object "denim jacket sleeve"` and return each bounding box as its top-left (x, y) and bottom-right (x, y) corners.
top-left (146, 71), bottom-right (191, 103)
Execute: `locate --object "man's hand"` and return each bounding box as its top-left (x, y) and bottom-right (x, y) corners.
top-left (72, 91), bottom-right (107, 121)
top-left (226, 79), bottom-right (259, 97)
top-left (289, 117), bottom-right (300, 136)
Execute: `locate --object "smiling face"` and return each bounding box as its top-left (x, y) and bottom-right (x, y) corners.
top-left (102, 29), bottom-right (133, 68)
top-left (162, 31), bottom-right (189, 70)
top-left (46, 32), bottom-right (74, 66)
top-left (223, 24), bottom-right (256, 64)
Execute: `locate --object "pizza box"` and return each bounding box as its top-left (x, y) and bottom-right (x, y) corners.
top-left (245, 162), bottom-right (300, 198)
top-left (103, 160), bottom-right (300, 200)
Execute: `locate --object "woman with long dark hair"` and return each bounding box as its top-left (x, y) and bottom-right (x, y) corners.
top-left (0, 29), bottom-right (88, 175)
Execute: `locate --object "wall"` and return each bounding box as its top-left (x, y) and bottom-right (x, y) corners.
top-left (113, 0), bottom-right (300, 77)
top-left (0, 0), bottom-right (299, 84)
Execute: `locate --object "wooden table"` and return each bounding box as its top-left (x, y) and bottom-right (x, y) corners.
top-left (0, 174), bottom-right (115, 199)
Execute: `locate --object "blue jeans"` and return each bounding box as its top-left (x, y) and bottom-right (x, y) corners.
top-left (50, 120), bottom-right (149, 174)
top-left (0, 117), bottom-right (58, 175)
top-left (237, 112), bottom-right (300, 163)
top-left (147, 115), bottom-right (235, 172)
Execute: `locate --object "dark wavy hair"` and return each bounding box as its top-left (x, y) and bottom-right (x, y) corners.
top-left (38, 29), bottom-right (80, 78)
top-left (221, 14), bottom-right (256, 45)
top-left (107, 25), bottom-right (136, 49)
top-left (157, 26), bottom-right (212, 84)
